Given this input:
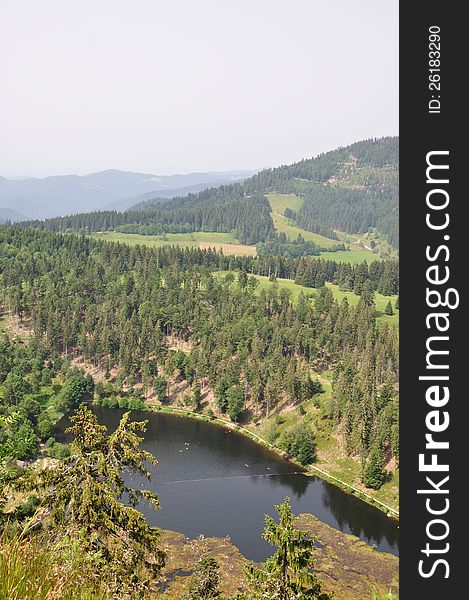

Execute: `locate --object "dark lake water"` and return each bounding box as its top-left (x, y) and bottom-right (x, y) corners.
top-left (56, 406), bottom-right (399, 562)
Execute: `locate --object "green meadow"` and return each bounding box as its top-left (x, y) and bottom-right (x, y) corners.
top-left (267, 194), bottom-right (381, 263)
top-left (91, 194), bottom-right (384, 265)
top-left (91, 231), bottom-right (257, 255)
top-left (215, 272), bottom-right (398, 327)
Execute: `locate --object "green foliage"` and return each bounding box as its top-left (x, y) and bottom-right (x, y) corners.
top-left (384, 300), bottom-right (394, 316)
top-left (14, 494), bottom-right (41, 520)
top-left (2, 371), bottom-right (31, 405)
top-left (154, 377), bottom-right (168, 403)
top-left (226, 386), bottom-right (244, 422)
top-left (0, 228), bottom-right (399, 466)
top-left (238, 269), bottom-right (248, 288)
top-left (193, 384), bottom-right (203, 412)
top-left (265, 421), bottom-right (279, 445)
top-left (186, 556), bottom-right (221, 599)
top-left (215, 377), bottom-right (230, 413)
top-left (0, 527), bottom-right (110, 600)
top-left (279, 424), bottom-right (316, 465)
top-left (55, 372), bottom-right (94, 413)
top-left (245, 498), bottom-right (331, 599)
top-left (371, 591), bottom-right (398, 600)
top-left (360, 280), bottom-right (375, 306)
top-left (29, 405), bottom-right (165, 597)
top-left (362, 446), bottom-right (386, 490)
top-left (46, 440), bottom-right (71, 460)
top-left (0, 412), bottom-right (38, 460)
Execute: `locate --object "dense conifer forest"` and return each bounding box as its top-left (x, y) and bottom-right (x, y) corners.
top-left (1, 227), bottom-right (398, 472)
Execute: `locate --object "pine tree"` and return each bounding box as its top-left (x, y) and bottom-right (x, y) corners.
top-left (362, 445), bottom-right (386, 490)
top-left (227, 385), bottom-right (244, 422)
top-left (384, 300), bottom-right (394, 316)
top-left (187, 556), bottom-right (220, 599)
top-left (30, 405), bottom-right (165, 596)
top-left (360, 279), bottom-right (375, 306)
top-left (246, 498), bottom-right (331, 599)
top-left (193, 383), bottom-right (203, 411)
top-left (154, 376), bottom-right (168, 403)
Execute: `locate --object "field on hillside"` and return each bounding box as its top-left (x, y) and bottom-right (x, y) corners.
top-left (91, 231), bottom-right (257, 256)
top-left (91, 197), bottom-right (385, 264)
top-left (267, 194), bottom-right (381, 262)
top-left (268, 194), bottom-right (338, 248)
top-left (319, 249), bottom-right (380, 264)
top-left (267, 193), bottom-right (304, 214)
top-left (215, 272), bottom-right (399, 327)
top-left (271, 212), bottom-right (340, 248)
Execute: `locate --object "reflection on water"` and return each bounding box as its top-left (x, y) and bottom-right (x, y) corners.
top-left (263, 471), bottom-right (311, 500)
top-left (56, 407), bottom-right (399, 562)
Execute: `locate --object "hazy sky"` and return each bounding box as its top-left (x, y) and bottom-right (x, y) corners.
top-left (1, 0), bottom-right (398, 178)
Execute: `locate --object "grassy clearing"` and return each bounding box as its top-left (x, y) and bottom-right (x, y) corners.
top-left (214, 272), bottom-right (399, 327)
top-left (268, 194), bottom-right (338, 249)
top-left (319, 249), bottom-right (381, 264)
top-left (267, 194), bottom-right (382, 263)
top-left (246, 273), bottom-right (317, 302)
top-left (91, 231), bottom-right (256, 256)
top-left (267, 193), bottom-right (304, 214)
top-left (271, 212), bottom-right (340, 248)
top-left (325, 284), bottom-right (399, 327)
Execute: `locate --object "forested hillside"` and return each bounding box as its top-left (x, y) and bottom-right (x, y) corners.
top-left (1, 227), bottom-right (398, 480)
top-left (245, 137), bottom-right (398, 247)
top-left (1, 221), bottom-right (399, 598)
top-left (15, 137), bottom-right (399, 249)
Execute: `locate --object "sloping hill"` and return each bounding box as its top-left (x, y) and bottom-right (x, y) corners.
top-left (0, 206), bottom-right (27, 223)
top-left (16, 137), bottom-right (398, 251)
top-left (244, 137), bottom-right (398, 247)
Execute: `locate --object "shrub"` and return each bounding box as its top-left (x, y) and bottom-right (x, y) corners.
top-left (362, 447), bottom-right (386, 490)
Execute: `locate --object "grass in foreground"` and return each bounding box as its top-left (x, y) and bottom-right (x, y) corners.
top-left (0, 529), bottom-right (107, 600)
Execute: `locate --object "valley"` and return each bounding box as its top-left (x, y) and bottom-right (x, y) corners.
top-left (1, 137), bottom-right (399, 599)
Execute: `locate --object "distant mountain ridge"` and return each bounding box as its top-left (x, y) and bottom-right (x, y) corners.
top-left (0, 169), bottom-right (257, 219)
top-left (0, 205), bottom-right (27, 223)
top-left (13, 137), bottom-right (399, 249)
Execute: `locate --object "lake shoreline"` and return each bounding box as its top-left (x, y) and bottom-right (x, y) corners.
top-left (158, 513), bottom-right (399, 599)
top-left (93, 399), bottom-right (400, 521)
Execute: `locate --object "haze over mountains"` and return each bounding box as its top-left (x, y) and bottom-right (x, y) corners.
top-left (0, 169), bottom-right (257, 222)
top-left (15, 137), bottom-right (399, 250)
